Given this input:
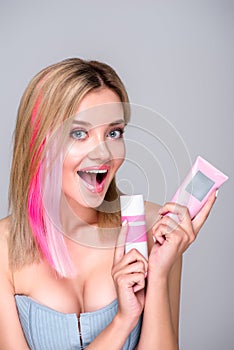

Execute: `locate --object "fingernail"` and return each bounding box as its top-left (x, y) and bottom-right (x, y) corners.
top-left (122, 219), bottom-right (128, 226)
top-left (145, 271), bottom-right (148, 278)
top-left (215, 189), bottom-right (219, 198)
top-left (158, 207), bottom-right (163, 214)
top-left (152, 235), bottom-right (156, 243)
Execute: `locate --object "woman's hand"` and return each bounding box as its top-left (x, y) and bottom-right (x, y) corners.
top-left (148, 190), bottom-right (217, 279)
top-left (112, 221), bottom-right (148, 326)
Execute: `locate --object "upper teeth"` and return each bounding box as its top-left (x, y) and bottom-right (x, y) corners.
top-left (82, 169), bottom-right (108, 174)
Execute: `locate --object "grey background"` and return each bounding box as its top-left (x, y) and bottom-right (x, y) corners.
top-left (0, 1), bottom-right (233, 349)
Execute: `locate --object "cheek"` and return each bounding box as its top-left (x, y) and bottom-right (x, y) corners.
top-left (114, 157), bottom-right (124, 173)
top-left (61, 144), bottom-right (83, 192)
top-left (63, 142), bottom-right (86, 169)
top-left (108, 140), bottom-right (126, 163)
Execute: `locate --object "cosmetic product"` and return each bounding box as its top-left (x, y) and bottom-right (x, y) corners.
top-left (120, 194), bottom-right (148, 260)
top-left (169, 156), bottom-right (228, 222)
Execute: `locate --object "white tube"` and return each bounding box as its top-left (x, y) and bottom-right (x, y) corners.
top-left (120, 194), bottom-right (148, 260)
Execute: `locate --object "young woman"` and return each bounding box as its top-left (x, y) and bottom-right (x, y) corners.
top-left (0, 58), bottom-right (216, 349)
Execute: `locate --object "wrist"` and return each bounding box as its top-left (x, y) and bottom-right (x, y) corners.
top-left (114, 311), bottom-right (139, 333)
top-left (147, 268), bottom-right (169, 286)
top-left (147, 266), bottom-right (170, 283)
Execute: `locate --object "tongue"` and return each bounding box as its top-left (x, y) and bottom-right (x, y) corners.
top-left (78, 172), bottom-right (96, 186)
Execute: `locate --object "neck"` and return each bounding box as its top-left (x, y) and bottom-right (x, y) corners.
top-left (59, 194), bottom-right (120, 249)
top-left (60, 194), bottom-right (98, 229)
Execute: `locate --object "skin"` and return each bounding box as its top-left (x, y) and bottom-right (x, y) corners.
top-left (62, 90), bottom-right (126, 214)
top-left (0, 88), bottom-right (217, 349)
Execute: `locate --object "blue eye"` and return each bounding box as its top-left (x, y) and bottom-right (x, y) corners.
top-left (70, 129), bottom-right (87, 140)
top-left (108, 128), bottom-right (124, 139)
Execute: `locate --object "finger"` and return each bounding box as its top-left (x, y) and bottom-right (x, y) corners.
top-left (158, 202), bottom-right (191, 225)
top-left (114, 248), bottom-right (148, 273)
top-left (153, 227), bottom-right (167, 245)
top-left (153, 215), bottom-right (181, 234)
top-left (153, 215), bottom-right (195, 247)
top-left (115, 271), bottom-right (146, 289)
top-left (153, 222), bottom-right (178, 245)
top-left (114, 260), bottom-right (146, 279)
top-left (132, 273), bottom-right (146, 293)
top-left (124, 272), bottom-right (146, 291)
top-left (113, 220), bottom-right (128, 266)
top-left (192, 189), bottom-right (217, 234)
top-left (152, 219), bottom-right (167, 244)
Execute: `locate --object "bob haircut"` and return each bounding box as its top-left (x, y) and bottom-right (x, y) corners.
top-left (8, 58), bottom-right (130, 277)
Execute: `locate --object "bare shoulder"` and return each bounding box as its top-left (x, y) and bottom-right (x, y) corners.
top-left (0, 216), bottom-right (12, 275)
top-left (0, 216), bottom-right (11, 246)
top-left (0, 216), bottom-right (30, 348)
top-left (0, 215), bottom-right (11, 237)
top-left (144, 200), bottom-right (161, 251)
top-left (144, 200), bottom-right (161, 230)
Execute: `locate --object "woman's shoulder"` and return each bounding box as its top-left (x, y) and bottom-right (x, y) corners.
top-left (144, 200), bottom-right (161, 231)
top-left (0, 215), bottom-right (11, 241)
top-left (145, 200), bottom-right (161, 213)
top-left (0, 216), bottom-right (11, 274)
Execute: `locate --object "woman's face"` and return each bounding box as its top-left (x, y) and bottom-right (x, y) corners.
top-left (62, 88), bottom-right (126, 211)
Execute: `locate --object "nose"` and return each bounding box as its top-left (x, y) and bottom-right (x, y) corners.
top-left (88, 139), bottom-right (111, 162)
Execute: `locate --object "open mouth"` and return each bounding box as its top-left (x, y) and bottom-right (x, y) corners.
top-left (77, 168), bottom-right (108, 193)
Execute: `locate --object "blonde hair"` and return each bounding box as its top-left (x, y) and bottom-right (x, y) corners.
top-left (8, 58), bottom-right (130, 277)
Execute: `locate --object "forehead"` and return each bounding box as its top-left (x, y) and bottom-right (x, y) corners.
top-left (73, 88), bottom-right (125, 127)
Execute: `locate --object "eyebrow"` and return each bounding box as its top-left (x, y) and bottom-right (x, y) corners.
top-left (72, 119), bottom-right (125, 127)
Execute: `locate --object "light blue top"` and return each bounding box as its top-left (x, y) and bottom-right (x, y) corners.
top-left (15, 295), bottom-right (142, 350)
